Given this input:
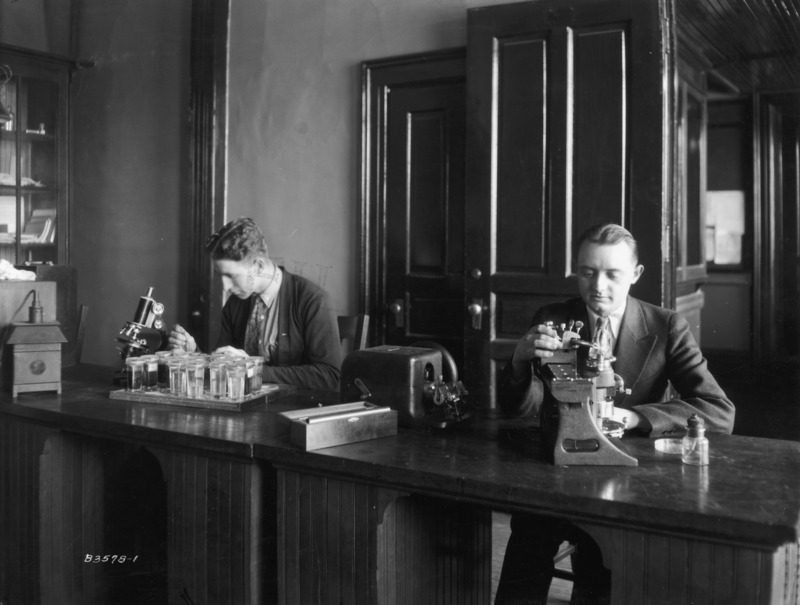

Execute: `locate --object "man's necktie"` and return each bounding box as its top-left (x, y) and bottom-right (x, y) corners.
top-left (593, 316), bottom-right (612, 357)
top-left (244, 296), bottom-right (268, 357)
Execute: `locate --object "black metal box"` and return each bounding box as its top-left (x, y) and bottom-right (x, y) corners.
top-left (340, 345), bottom-right (442, 428)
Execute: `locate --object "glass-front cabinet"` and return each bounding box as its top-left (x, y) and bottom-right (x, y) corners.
top-left (0, 45), bottom-right (72, 265)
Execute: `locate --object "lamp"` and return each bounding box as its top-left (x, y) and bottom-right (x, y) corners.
top-left (0, 65), bottom-right (13, 124)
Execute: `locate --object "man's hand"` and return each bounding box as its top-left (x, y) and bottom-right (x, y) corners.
top-left (512, 324), bottom-right (562, 363)
top-left (611, 408), bottom-right (651, 431)
top-left (509, 324), bottom-right (562, 380)
top-left (168, 324), bottom-right (197, 353)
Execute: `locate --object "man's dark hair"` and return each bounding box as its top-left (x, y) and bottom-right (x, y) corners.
top-left (204, 217), bottom-right (269, 261)
top-left (575, 223), bottom-right (639, 263)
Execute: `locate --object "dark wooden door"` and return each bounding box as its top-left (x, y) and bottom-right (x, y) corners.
top-left (385, 81), bottom-right (466, 366)
top-left (362, 51), bottom-right (467, 374)
top-left (464, 0), bottom-right (674, 406)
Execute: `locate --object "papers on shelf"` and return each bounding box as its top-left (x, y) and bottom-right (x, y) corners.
top-left (0, 173), bottom-right (45, 187)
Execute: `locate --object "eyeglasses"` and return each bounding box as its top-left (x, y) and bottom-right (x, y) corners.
top-left (205, 217), bottom-right (248, 252)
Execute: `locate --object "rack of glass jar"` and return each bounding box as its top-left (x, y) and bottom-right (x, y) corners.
top-left (109, 350), bottom-right (293, 410)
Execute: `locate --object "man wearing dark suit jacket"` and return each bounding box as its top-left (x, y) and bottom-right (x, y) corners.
top-left (168, 217), bottom-right (341, 391)
top-left (494, 223), bottom-right (735, 605)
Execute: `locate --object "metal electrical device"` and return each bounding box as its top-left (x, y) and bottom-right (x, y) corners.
top-left (340, 344), bottom-right (471, 429)
top-left (538, 324), bottom-right (637, 466)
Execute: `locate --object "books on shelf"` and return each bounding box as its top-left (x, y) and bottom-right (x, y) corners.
top-left (20, 208), bottom-right (56, 244)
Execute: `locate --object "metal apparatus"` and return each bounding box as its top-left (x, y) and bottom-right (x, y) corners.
top-left (539, 323), bottom-right (637, 466)
top-left (340, 344), bottom-right (471, 429)
top-left (116, 286), bottom-right (166, 361)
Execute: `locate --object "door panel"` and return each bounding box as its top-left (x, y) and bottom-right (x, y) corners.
top-left (465, 0), bottom-right (672, 406)
top-left (496, 36), bottom-right (548, 275)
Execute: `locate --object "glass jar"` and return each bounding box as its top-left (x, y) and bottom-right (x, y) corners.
top-left (125, 357), bottom-right (145, 392)
top-left (250, 356), bottom-right (265, 392)
top-left (167, 358), bottom-right (187, 397)
top-left (208, 360), bottom-right (227, 399)
top-left (140, 355), bottom-right (159, 392)
top-left (185, 358), bottom-right (207, 399)
top-left (226, 360), bottom-right (246, 401)
top-left (155, 350), bottom-right (172, 390)
top-left (682, 414), bottom-right (709, 466)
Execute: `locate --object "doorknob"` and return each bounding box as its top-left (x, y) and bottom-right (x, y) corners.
top-left (388, 299), bottom-right (404, 328)
top-left (467, 298), bottom-right (485, 330)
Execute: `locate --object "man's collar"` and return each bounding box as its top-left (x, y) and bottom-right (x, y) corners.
top-left (257, 265), bottom-right (283, 307)
top-left (586, 300), bottom-right (627, 337)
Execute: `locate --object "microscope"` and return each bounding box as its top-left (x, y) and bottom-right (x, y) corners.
top-left (538, 322), bottom-right (638, 466)
top-left (117, 286), bottom-right (165, 362)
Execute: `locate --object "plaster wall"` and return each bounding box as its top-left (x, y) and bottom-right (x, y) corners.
top-left (227, 0), bottom-right (511, 320)
top-left (69, 0), bottom-right (190, 366)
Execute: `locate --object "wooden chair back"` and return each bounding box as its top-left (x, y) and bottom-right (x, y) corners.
top-left (337, 314), bottom-right (369, 355)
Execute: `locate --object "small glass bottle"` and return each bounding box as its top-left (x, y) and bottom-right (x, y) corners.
top-left (682, 414), bottom-right (709, 466)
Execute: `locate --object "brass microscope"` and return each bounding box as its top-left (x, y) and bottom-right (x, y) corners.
top-left (538, 322), bottom-right (638, 466)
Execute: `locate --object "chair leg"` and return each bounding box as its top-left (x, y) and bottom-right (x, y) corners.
top-left (75, 304), bottom-right (89, 364)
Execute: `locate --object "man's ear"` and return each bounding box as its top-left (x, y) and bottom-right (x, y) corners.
top-left (251, 256), bottom-right (267, 275)
top-left (631, 264), bottom-right (644, 283)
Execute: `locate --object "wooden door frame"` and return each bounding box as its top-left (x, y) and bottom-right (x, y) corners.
top-left (754, 91), bottom-right (800, 361)
top-left (360, 49), bottom-right (466, 346)
top-left (187, 0), bottom-right (229, 352)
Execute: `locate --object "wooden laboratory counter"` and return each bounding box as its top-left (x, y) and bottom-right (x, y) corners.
top-left (0, 365), bottom-right (798, 604)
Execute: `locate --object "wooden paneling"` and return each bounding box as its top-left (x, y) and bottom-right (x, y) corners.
top-left (39, 433), bottom-right (107, 605)
top-left (153, 448), bottom-right (268, 605)
top-left (277, 469), bottom-right (381, 604)
top-left (572, 25), bottom-right (627, 233)
top-left (378, 496), bottom-right (491, 604)
top-left (277, 469), bottom-right (491, 605)
top-left (408, 110), bottom-right (448, 274)
top-left (582, 522), bottom-right (799, 604)
top-left (496, 36), bottom-right (548, 274)
top-left (0, 418), bottom-right (49, 604)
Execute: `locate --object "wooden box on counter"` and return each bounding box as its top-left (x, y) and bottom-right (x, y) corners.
top-left (0, 281), bottom-right (57, 389)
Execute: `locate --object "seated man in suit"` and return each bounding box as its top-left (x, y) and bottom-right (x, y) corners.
top-left (168, 217), bottom-right (341, 391)
top-left (494, 223), bottom-right (735, 605)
